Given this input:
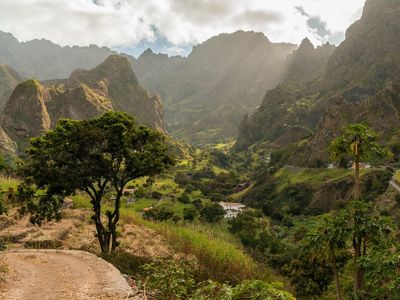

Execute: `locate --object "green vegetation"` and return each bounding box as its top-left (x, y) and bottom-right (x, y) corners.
top-left (18, 79), bottom-right (40, 91)
top-left (146, 221), bottom-right (257, 284)
top-left (394, 169), bottom-right (400, 184)
top-left (19, 112), bottom-right (174, 253)
top-left (3, 107), bottom-right (398, 300)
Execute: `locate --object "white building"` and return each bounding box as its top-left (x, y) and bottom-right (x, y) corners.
top-left (218, 202), bottom-right (246, 219)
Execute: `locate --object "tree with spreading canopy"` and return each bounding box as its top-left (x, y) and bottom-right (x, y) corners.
top-left (19, 112), bottom-right (174, 253)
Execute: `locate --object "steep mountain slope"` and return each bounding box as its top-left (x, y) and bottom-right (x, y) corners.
top-left (133, 31), bottom-right (297, 144)
top-left (0, 55), bottom-right (164, 152)
top-left (0, 64), bottom-right (21, 110)
top-left (236, 0), bottom-right (400, 165)
top-left (235, 38), bottom-right (334, 150)
top-left (284, 38), bottom-right (335, 82)
top-left (0, 31), bottom-right (119, 80)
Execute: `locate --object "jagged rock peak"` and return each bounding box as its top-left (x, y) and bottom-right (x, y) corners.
top-left (69, 54), bottom-right (138, 86)
top-left (141, 48), bottom-right (154, 56)
top-left (138, 48), bottom-right (170, 61)
top-left (297, 38), bottom-right (315, 52)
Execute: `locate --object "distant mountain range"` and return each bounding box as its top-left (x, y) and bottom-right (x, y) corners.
top-left (0, 0), bottom-right (398, 159)
top-left (0, 55), bottom-right (163, 153)
top-left (0, 30), bottom-right (301, 144)
top-left (131, 31), bottom-right (298, 144)
top-left (236, 0), bottom-right (400, 166)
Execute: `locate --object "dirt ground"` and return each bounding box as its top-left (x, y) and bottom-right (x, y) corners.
top-left (0, 208), bottom-right (171, 257)
top-left (0, 249), bottom-right (134, 300)
top-left (0, 208), bottom-right (174, 299)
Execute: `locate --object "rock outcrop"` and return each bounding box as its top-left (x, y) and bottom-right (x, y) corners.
top-left (0, 64), bottom-right (21, 110)
top-left (0, 55), bottom-right (164, 152)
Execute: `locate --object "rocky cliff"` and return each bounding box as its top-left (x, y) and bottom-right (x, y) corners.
top-left (0, 65), bottom-right (21, 110)
top-left (0, 55), bottom-right (164, 152)
top-left (132, 31), bottom-right (297, 144)
top-left (236, 0), bottom-right (400, 165)
top-left (284, 38), bottom-right (335, 82)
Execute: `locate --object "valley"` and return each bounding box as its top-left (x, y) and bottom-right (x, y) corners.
top-left (0, 0), bottom-right (399, 299)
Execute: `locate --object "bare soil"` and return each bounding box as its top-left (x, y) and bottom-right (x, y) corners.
top-left (0, 249), bottom-right (134, 300)
top-left (0, 208), bottom-right (175, 299)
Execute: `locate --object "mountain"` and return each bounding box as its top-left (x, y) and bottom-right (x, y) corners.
top-left (132, 31), bottom-right (297, 144)
top-left (0, 64), bottom-right (21, 110)
top-left (235, 0), bottom-right (400, 165)
top-left (235, 38), bottom-right (334, 151)
top-left (284, 38), bottom-right (335, 82)
top-left (0, 31), bottom-right (119, 80)
top-left (0, 55), bottom-right (164, 152)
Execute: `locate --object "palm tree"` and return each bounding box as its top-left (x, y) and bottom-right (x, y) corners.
top-left (329, 124), bottom-right (390, 200)
top-left (305, 213), bottom-right (349, 300)
top-left (329, 124), bottom-right (391, 300)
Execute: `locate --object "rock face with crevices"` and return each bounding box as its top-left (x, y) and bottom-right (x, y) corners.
top-left (0, 55), bottom-right (164, 152)
top-left (0, 249), bottom-right (135, 300)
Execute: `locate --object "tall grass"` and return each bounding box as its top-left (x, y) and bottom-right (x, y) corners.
top-left (142, 220), bottom-right (257, 284)
top-left (71, 194), bottom-right (258, 284)
top-left (394, 169), bottom-right (400, 184)
top-left (0, 175), bottom-right (20, 191)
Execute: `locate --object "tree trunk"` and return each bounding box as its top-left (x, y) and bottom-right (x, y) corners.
top-left (353, 237), bottom-right (364, 300)
top-left (329, 245), bottom-right (343, 300)
top-left (106, 189), bottom-right (122, 252)
top-left (354, 153), bottom-right (361, 200)
top-left (92, 196), bottom-right (109, 254)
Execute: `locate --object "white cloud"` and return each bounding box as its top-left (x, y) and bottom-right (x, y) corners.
top-left (0, 0), bottom-right (366, 55)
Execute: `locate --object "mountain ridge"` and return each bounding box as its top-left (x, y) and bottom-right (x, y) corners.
top-left (0, 55), bottom-right (164, 152)
top-left (235, 0), bottom-right (400, 166)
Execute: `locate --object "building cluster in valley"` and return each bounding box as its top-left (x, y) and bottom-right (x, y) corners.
top-left (218, 202), bottom-right (246, 219)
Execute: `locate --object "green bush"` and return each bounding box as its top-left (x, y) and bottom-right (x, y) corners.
top-left (178, 193), bottom-right (191, 204)
top-left (142, 259), bottom-right (294, 300)
top-left (200, 203), bottom-right (225, 223)
top-left (143, 206), bottom-right (174, 221)
top-left (183, 207), bottom-right (197, 221)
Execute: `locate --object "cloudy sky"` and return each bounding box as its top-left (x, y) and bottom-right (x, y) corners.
top-left (0, 0), bottom-right (365, 57)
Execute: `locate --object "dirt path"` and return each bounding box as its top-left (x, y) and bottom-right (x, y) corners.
top-left (0, 249), bottom-right (134, 300)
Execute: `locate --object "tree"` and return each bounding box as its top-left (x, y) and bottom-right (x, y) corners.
top-left (304, 213), bottom-right (350, 300)
top-left (329, 124), bottom-right (391, 199)
top-left (20, 112), bottom-right (174, 253)
top-left (200, 203), bottom-right (225, 223)
top-left (329, 124), bottom-right (391, 299)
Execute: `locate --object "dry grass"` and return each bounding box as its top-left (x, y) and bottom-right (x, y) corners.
top-left (0, 257), bottom-right (8, 282)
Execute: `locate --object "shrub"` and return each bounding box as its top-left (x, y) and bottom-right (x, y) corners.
top-left (185, 184), bottom-right (195, 194)
top-left (396, 194), bottom-right (400, 207)
top-left (200, 203), bottom-right (225, 223)
top-left (134, 187), bottom-right (147, 198)
top-left (183, 207), bottom-right (197, 221)
top-left (143, 260), bottom-right (196, 299)
top-left (143, 206), bottom-right (174, 221)
top-left (151, 191), bottom-right (163, 200)
top-left (232, 280), bottom-right (295, 300)
top-left (192, 199), bottom-right (203, 210)
top-left (178, 193), bottom-right (191, 204)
